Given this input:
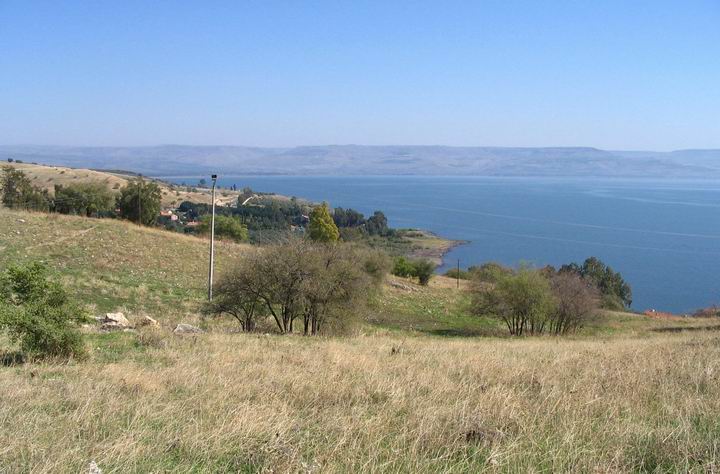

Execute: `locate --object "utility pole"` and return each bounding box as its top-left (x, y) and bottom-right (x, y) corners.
top-left (208, 174), bottom-right (218, 301)
top-left (137, 177), bottom-right (143, 225)
top-left (456, 258), bottom-right (460, 289)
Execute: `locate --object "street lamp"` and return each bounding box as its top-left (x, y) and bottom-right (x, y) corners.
top-left (208, 174), bottom-right (218, 301)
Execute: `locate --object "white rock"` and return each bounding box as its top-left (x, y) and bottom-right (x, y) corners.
top-left (96, 312), bottom-right (131, 330)
top-left (138, 315), bottom-right (159, 327)
top-left (173, 323), bottom-right (204, 334)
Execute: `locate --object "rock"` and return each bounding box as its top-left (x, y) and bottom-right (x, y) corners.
top-left (87, 461), bottom-right (102, 474)
top-left (173, 323), bottom-right (203, 334)
top-left (389, 279), bottom-right (416, 292)
top-left (137, 315), bottom-right (159, 328)
top-left (96, 312), bottom-right (131, 330)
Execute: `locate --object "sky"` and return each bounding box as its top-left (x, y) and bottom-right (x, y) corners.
top-left (0, 0), bottom-right (718, 150)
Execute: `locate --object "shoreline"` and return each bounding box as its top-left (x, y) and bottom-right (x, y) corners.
top-left (399, 228), bottom-right (468, 267)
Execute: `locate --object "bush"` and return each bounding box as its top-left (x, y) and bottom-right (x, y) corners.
top-left (444, 268), bottom-right (471, 280)
top-left (391, 256), bottom-right (435, 285)
top-left (392, 256), bottom-right (416, 278)
top-left (0, 262), bottom-right (89, 359)
top-left (470, 267), bottom-right (556, 336)
top-left (412, 259), bottom-right (435, 286)
top-left (469, 262), bottom-right (512, 284)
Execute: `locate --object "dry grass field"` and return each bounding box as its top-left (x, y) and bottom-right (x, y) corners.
top-left (1, 331), bottom-right (719, 472)
top-left (2, 208), bottom-right (720, 472)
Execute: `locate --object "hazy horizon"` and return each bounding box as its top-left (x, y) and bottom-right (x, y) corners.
top-left (2, 143), bottom-right (719, 153)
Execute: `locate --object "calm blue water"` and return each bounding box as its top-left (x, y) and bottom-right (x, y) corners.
top-left (182, 176), bottom-right (720, 314)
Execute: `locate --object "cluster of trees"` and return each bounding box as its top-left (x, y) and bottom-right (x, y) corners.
top-left (1, 167), bottom-right (165, 227)
top-left (0, 167), bottom-right (50, 211)
top-left (180, 197), bottom-right (312, 242)
top-left (333, 207), bottom-right (391, 237)
top-left (557, 257), bottom-right (632, 310)
top-left (197, 215), bottom-right (249, 243)
top-left (205, 239), bottom-right (389, 335)
top-left (470, 265), bottom-right (600, 336)
top-left (0, 262), bottom-right (88, 359)
top-left (391, 256), bottom-right (436, 286)
top-left (54, 183), bottom-right (115, 217)
top-left (116, 178), bottom-right (162, 225)
top-left (449, 257), bottom-right (631, 312)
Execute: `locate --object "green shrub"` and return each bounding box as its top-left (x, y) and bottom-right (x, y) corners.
top-left (444, 268), bottom-right (471, 280)
top-left (412, 259), bottom-right (435, 286)
top-left (0, 262), bottom-right (89, 359)
top-left (391, 256), bottom-right (435, 286)
top-left (198, 214), bottom-right (249, 242)
top-left (392, 256), bottom-right (416, 278)
top-left (469, 262), bottom-right (512, 284)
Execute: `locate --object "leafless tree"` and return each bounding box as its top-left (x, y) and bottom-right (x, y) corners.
top-left (549, 272), bottom-right (600, 335)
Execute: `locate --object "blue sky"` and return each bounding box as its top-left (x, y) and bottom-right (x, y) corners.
top-left (1, 1), bottom-right (718, 150)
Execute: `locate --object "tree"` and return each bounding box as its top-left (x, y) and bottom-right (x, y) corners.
top-left (117, 177), bottom-right (162, 225)
top-left (548, 272), bottom-right (599, 335)
top-left (470, 268), bottom-right (556, 336)
top-left (197, 215), bottom-right (248, 242)
top-left (559, 257), bottom-right (632, 309)
top-left (412, 259), bottom-right (435, 286)
top-left (207, 240), bottom-right (387, 335)
top-left (366, 211), bottom-right (389, 236)
top-left (0, 262), bottom-right (89, 359)
top-left (53, 182), bottom-right (115, 217)
top-left (333, 207), bottom-right (366, 228)
top-left (0, 166), bottom-right (50, 211)
top-left (300, 244), bottom-right (374, 335)
top-left (203, 257), bottom-right (264, 332)
top-left (308, 203), bottom-right (340, 242)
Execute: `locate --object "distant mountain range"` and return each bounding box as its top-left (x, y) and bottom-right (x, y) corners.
top-left (1, 145), bottom-right (719, 178)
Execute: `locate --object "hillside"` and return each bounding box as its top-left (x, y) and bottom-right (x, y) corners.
top-left (0, 207), bottom-right (711, 336)
top-left (2, 209), bottom-right (720, 471)
top-left (3, 162), bottom-right (241, 207)
top-left (0, 208), bottom-right (250, 321)
top-left (2, 145), bottom-right (720, 178)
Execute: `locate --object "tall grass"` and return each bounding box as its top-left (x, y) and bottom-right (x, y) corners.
top-left (1, 330), bottom-right (719, 472)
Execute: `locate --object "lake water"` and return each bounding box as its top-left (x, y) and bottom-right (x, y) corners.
top-left (183, 176), bottom-right (720, 314)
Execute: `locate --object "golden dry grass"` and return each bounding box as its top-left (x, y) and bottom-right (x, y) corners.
top-left (1, 330), bottom-right (719, 472)
top-left (5, 162), bottom-right (240, 207)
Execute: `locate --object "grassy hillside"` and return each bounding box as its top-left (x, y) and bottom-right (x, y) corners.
top-left (0, 208), bottom-right (249, 322)
top-left (2, 208), bottom-right (720, 472)
top-left (4, 162), bottom-right (240, 207)
top-left (3, 207), bottom-right (712, 336)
